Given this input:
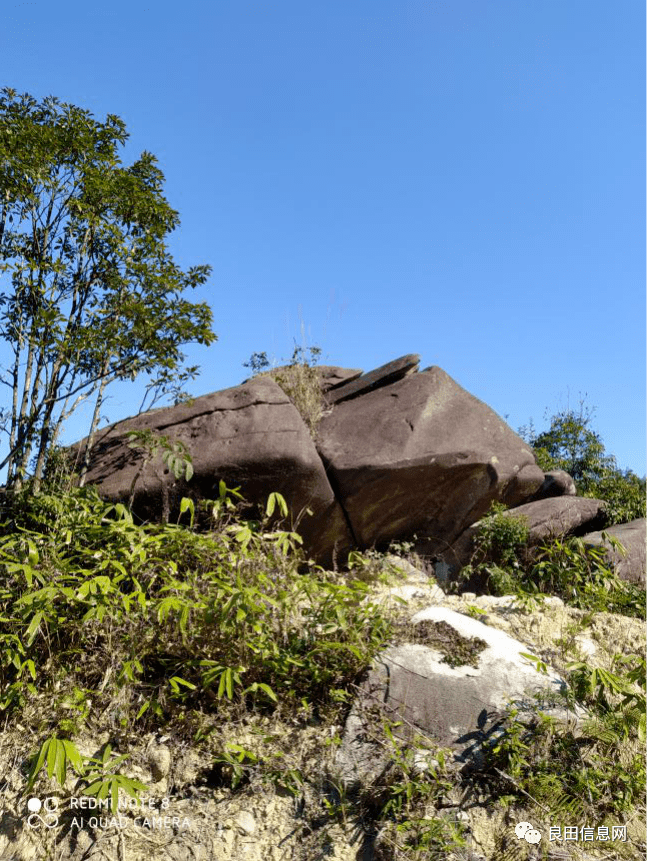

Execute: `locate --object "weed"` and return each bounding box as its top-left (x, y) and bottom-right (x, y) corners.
top-left (81, 744), bottom-right (148, 813)
top-left (477, 651), bottom-right (646, 855)
top-left (457, 502), bottom-right (529, 595)
top-left (473, 502), bottom-right (530, 570)
top-left (24, 736), bottom-right (147, 814)
top-left (369, 723), bottom-right (466, 860)
top-left (457, 503), bottom-right (645, 620)
top-left (0, 483), bottom-right (392, 754)
top-left (529, 535), bottom-right (645, 618)
top-left (244, 344), bottom-right (325, 435)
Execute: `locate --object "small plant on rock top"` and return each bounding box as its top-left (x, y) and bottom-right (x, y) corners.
top-left (244, 343), bottom-right (325, 434)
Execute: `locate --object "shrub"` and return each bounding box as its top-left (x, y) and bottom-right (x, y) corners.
top-left (480, 652), bottom-right (646, 859)
top-left (0, 485), bottom-right (393, 730)
top-left (457, 504), bottom-right (645, 619)
top-left (520, 404), bottom-right (646, 526)
top-left (457, 502), bottom-right (530, 595)
top-left (529, 535), bottom-right (646, 618)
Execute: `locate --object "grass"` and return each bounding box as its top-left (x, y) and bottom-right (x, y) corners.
top-left (244, 344), bottom-right (327, 435)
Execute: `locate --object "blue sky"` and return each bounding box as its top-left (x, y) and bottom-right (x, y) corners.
top-left (2, 0), bottom-right (646, 475)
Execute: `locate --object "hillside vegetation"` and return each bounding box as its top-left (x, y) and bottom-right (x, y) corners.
top-left (0, 459), bottom-right (644, 860)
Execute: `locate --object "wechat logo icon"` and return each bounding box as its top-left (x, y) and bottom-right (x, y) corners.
top-left (515, 821), bottom-right (541, 844)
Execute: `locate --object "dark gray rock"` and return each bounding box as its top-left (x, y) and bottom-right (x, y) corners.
top-left (335, 606), bottom-right (573, 787)
top-left (581, 518), bottom-right (647, 585)
top-left (530, 469), bottom-right (577, 500)
top-left (317, 366), bottom-right (545, 554)
top-left (315, 365), bottom-right (364, 392)
top-left (325, 354), bottom-right (420, 404)
top-left (73, 376), bottom-right (354, 567)
top-left (502, 496), bottom-right (608, 542)
top-left (74, 358), bottom-right (560, 569)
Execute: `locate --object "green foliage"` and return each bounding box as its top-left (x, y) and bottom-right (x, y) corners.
top-left (528, 535), bottom-right (645, 618)
top-left (0, 87), bottom-right (215, 491)
top-left (458, 502), bottom-right (645, 619)
top-left (363, 725), bottom-right (466, 860)
top-left (25, 736), bottom-right (147, 814)
top-left (458, 501), bottom-right (530, 596)
top-left (481, 652), bottom-right (646, 837)
top-left (125, 429), bottom-right (194, 520)
top-left (126, 430), bottom-right (194, 483)
top-left (472, 502), bottom-right (530, 568)
top-left (588, 468), bottom-right (647, 526)
top-left (211, 742), bottom-right (261, 791)
top-left (26, 736), bottom-right (84, 791)
top-left (0, 485), bottom-right (392, 731)
top-left (523, 402), bottom-right (613, 483)
top-left (520, 402), bottom-right (646, 525)
top-left (81, 744), bottom-right (148, 813)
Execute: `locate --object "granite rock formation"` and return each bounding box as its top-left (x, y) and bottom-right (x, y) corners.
top-left (74, 355), bottom-right (607, 570)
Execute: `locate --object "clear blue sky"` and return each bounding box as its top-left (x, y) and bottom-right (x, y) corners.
top-left (2, 0), bottom-right (646, 475)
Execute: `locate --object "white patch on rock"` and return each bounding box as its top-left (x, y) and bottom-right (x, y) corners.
top-left (409, 606), bottom-right (565, 699)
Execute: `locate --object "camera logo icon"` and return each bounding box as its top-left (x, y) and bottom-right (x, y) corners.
top-left (26, 797), bottom-right (59, 829)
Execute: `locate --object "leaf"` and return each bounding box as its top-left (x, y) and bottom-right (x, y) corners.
top-left (217, 670), bottom-right (228, 699)
top-left (136, 700), bottom-right (151, 720)
top-left (169, 676), bottom-right (196, 694)
top-left (27, 540), bottom-right (39, 566)
top-left (46, 739), bottom-right (58, 782)
top-left (179, 496), bottom-right (195, 527)
top-left (62, 740), bottom-right (84, 773)
top-left (309, 641), bottom-right (364, 660)
top-left (266, 492), bottom-right (288, 518)
top-left (233, 526), bottom-right (252, 548)
top-left (26, 740), bottom-right (50, 791)
top-left (25, 611), bottom-right (43, 646)
top-left (244, 682), bottom-right (278, 703)
top-left (83, 779), bottom-right (108, 798)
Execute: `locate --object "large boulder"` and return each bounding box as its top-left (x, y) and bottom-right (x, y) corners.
top-left (499, 496), bottom-right (608, 541)
top-left (73, 377), bottom-right (354, 566)
top-left (314, 365), bottom-right (364, 393)
top-left (433, 496), bottom-right (608, 585)
top-left (75, 357), bottom-right (556, 567)
top-left (335, 606), bottom-right (574, 787)
top-left (530, 469), bottom-right (577, 500)
top-left (581, 519), bottom-right (647, 585)
top-left (317, 366), bottom-right (545, 553)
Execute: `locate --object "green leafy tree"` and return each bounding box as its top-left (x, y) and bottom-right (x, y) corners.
top-left (520, 402), bottom-right (646, 525)
top-left (0, 88), bottom-right (215, 492)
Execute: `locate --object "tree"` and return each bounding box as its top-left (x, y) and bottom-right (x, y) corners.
top-left (0, 89), bottom-right (215, 492)
top-left (525, 402), bottom-right (614, 485)
top-left (520, 401), bottom-right (646, 526)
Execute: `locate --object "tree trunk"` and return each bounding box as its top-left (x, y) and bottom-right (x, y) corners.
top-left (79, 359), bottom-right (111, 488)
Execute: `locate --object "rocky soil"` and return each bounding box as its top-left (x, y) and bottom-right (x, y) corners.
top-left (0, 558), bottom-right (644, 862)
